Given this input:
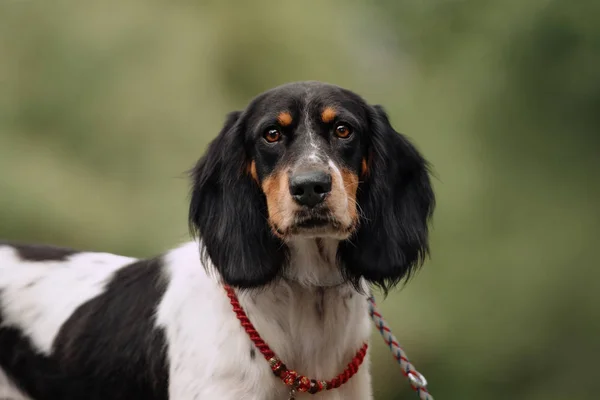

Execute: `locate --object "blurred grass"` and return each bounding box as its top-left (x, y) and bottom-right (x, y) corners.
top-left (1, 1), bottom-right (599, 399)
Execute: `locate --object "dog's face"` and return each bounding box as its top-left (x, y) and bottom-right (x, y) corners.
top-left (245, 86), bottom-right (369, 240)
top-left (190, 82), bottom-right (435, 290)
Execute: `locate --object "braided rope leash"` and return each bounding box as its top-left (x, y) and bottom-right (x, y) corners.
top-left (368, 296), bottom-right (433, 400)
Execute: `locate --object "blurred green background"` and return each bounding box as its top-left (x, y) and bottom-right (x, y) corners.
top-left (1, 1), bottom-right (599, 399)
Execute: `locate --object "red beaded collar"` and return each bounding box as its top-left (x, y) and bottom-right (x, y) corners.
top-left (224, 285), bottom-right (368, 397)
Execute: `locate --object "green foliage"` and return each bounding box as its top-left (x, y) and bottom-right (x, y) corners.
top-left (1, 0), bottom-right (598, 398)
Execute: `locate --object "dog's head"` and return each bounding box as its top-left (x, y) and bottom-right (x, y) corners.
top-left (189, 81), bottom-right (435, 291)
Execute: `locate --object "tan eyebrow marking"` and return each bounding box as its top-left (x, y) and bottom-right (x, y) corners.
top-left (321, 107), bottom-right (336, 123)
top-left (277, 111), bottom-right (293, 126)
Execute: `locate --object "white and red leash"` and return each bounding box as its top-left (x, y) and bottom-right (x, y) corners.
top-left (368, 296), bottom-right (433, 400)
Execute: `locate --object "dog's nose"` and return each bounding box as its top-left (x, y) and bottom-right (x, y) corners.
top-left (289, 171), bottom-right (332, 208)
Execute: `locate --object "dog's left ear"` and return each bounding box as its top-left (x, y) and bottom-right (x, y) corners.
top-left (188, 111), bottom-right (287, 288)
top-left (339, 105), bottom-right (435, 293)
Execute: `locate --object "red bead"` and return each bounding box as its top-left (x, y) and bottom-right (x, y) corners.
top-left (282, 370), bottom-right (298, 386)
top-left (295, 376), bottom-right (310, 392)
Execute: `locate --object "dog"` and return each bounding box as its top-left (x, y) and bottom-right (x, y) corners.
top-left (0, 81), bottom-right (435, 400)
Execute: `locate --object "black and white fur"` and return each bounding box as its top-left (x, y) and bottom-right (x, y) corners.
top-left (0, 81), bottom-right (435, 400)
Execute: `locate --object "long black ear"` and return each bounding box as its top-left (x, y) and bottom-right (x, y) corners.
top-left (188, 111), bottom-right (287, 288)
top-left (339, 105), bottom-right (435, 293)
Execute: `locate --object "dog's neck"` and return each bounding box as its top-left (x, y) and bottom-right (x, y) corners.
top-left (282, 237), bottom-right (346, 288)
top-left (233, 238), bottom-right (370, 381)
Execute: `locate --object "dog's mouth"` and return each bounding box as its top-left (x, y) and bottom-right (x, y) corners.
top-left (271, 206), bottom-right (356, 240)
top-left (280, 209), bottom-right (352, 239)
top-left (295, 215), bottom-right (330, 229)
top-left (294, 207), bottom-right (335, 226)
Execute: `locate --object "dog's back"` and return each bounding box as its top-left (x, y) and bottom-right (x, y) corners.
top-left (0, 242), bottom-right (169, 400)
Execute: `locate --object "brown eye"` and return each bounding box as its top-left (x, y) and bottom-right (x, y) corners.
top-left (334, 124), bottom-right (352, 139)
top-left (264, 128), bottom-right (282, 143)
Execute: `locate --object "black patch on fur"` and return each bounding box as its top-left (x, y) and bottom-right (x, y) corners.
top-left (250, 347), bottom-right (256, 360)
top-left (276, 317), bottom-right (286, 331)
top-left (315, 287), bottom-right (325, 321)
top-left (24, 279), bottom-right (39, 289)
top-left (0, 256), bottom-right (169, 400)
top-left (338, 105), bottom-right (435, 294)
top-left (0, 241), bottom-right (79, 262)
top-left (0, 316), bottom-right (64, 398)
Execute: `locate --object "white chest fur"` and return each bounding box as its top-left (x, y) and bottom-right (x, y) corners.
top-left (156, 242), bottom-right (373, 400)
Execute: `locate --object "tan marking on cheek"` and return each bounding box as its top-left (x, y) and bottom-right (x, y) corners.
top-left (247, 160), bottom-right (258, 183)
top-left (277, 112), bottom-right (293, 127)
top-left (262, 175), bottom-right (281, 226)
top-left (321, 107), bottom-right (336, 123)
top-left (340, 169), bottom-right (360, 223)
top-left (326, 165), bottom-right (356, 230)
top-left (361, 157), bottom-right (369, 178)
top-left (262, 169), bottom-right (294, 236)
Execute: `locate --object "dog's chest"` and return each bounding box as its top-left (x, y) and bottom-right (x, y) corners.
top-left (156, 244), bottom-right (372, 399)
top-left (237, 284), bottom-right (371, 399)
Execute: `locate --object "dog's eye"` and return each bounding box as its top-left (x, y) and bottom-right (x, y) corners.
top-left (263, 128), bottom-right (282, 143)
top-left (334, 124), bottom-right (353, 139)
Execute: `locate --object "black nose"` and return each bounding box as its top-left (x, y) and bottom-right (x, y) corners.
top-left (289, 171), bottom-right (332, 207)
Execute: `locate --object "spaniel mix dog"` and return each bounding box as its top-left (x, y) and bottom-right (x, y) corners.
top-left (0, 81), bottom-right (435, 400)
